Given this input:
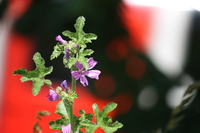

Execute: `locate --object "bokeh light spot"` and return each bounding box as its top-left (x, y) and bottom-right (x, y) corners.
top-left (166, 86), bottom-right (186, 109)
top-left (94, 75), bottom-right (116, 98)
top-left (105, 38), bottom-right (128, 62)
top-left (114, 91), bottom-right (133, 114)
top-left (138, 86), bottom-right (158, 110)
top-left (125, 55), bottom-right (146, 79)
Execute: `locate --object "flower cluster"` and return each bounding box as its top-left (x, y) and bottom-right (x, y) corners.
top-left (47, 35), bottom-right (101, 99)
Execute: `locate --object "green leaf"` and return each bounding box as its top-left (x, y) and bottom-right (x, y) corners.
top-left (79, 103), bottom-right (123, 133)
top-left (48, 101), bottom-right (70, 131)
top-left (50, 43), bottom-right (63, 60)
top-left (32, 79), bottom-right (45, 96)
top-left (44, 79), bottom-right (52, 85)
top-left (77, 110), bottom-right (93, 132)
top-left (56, 101), bottom-right (69, 118)
top-left (49, 117), bottom-right (69, 130)
top-left (78, 110), bottom-right (93, 121)
top-left (62, 30), bottom-right (77, 42)
top-left (80, 49), bottom-right (94, 57)
top-left (78, 56), bottom-right (88, 70)
top-left (63, 57), bottom-right (77, 69)
top-left (62, 16), bottom-right (97, 48)
top-left (84, 33), bottom-right (97, 43)
top-left (80, 120), bottom-right (98, 133)
top-left (93, 103), bottom-right (123, 133)
top-left (13, 52), bottom-right (53, 96)
top-left (102, 103), bottom-right (117, 116)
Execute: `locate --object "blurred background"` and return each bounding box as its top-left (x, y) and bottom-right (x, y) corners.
top-left (1, 0), bottom-right (200, 133)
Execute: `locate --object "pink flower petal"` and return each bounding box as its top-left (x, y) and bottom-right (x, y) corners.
top-left (55, 35), bottom-right (66, 44)
top-left (75, 61), bottom-right (84, 70)
top-left (62, 124), bottom-right (71, 133)
top-left (80, 75), bottom-right (88, 86)
top-left (47, 89), bottom-right (59, 101)
top-left (71, 71), bottom-right (81, 80)
top-left (86, 70), bottom-right (101, 80)
top-left (87, 57), bottom-right (98, 69)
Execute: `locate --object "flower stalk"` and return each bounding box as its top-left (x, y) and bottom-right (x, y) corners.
top-left (13, 16), bottom-right (123, 133)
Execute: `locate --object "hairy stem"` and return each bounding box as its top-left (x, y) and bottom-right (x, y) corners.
top-left (71, 75), bottom-right (76, 92)
top-left (68, 68), bottom-right (76, 133)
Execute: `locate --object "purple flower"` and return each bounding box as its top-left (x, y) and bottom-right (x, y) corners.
top-left (65, 48), bottom-right (70, 59)
top-left (71, 57), bottom-right (101, 86)
top-left (62, 124), bottom-right (78, 133)
top-left (60, 80), bottom-right (68, 90)
top-left (46, 89), bottom-right (59, 101)
top-left (55, 35), bottom-right (66, 44)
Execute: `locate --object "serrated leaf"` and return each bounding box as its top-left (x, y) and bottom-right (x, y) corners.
top-left (74, 16), bottom-right (85, 32)
top-left (68, 58), bottom-right (77, 68)
top-left (78, 111), bottom-right (93, 121)
top-left (13, 52), bottom-right (53, 96)
top-left (49, 117), bottom-right (69, 130)
top-left (101, 121), bottom-right (123, 133)
top-left (78, 56), bottom-right (88, 70)
top-left (84, 33), bottom-right (97, 43)
top-left (102, 103), bottom-right (117, 116)
top-left (80, 49), bottom-right (94, 57)
top-left (32, 79), bottom-right (45, 96)
top-left (63, 57), bottom-right (77, 69)
top-left (49, 101), bottom-right (71, 131)
top-left (80, 103), bottom-right (123, 133)
top-left (56, 101), bottom-right (69, 118)
top-left (62, 30), bottom-right (77, 41)
top-left (44, 79), bottom-right (52, 85)
top-left (62, 16), bottom-right (97, 48)
top-left (80, 120), bottom-right (97, 133)
top-left (50, 43), bottom-right (63, 60)
top-left (92, 103), bottom-right (100, 122)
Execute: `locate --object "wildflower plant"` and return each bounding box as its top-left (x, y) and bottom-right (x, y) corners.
top-left (13, 16), bottom-right (123, 133)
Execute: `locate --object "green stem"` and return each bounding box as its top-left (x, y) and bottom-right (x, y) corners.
top-left (69, 68), bottom-right (76, 133)
top-left (69, 102), bottom-right (75, 133)
top-left (47, 83), bottom-right (75, 132)
top-left (71, 74), bottom-right (76, 92)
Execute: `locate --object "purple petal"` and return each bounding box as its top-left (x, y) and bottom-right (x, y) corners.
top-left (87, 57), bottom-right (98, 69)
top-left (85, 70), bottom-right (101, 80)
top-left (65, 48), bottom-right (70, 59)
top-left (75, 61), bottom-right (84, 70)
top-left (71, 71), bottom-right (81, 80)
top-left (55, 35), bottom-right (66, 44)
top-left (60, 80), bottom-right (68, 90)
top-left (62, 124), bottom-right (71, 133)
top-left (47, 89), bottom-right (59, 101)
top-left (80, 75), bottom-right (88, 86)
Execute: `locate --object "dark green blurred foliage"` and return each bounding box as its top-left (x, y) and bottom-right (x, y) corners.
top-left (0, 0), bottom-right (8, 20)
top-left (166, 89), bottom-right (200, 133)
top-left (167, 10), bottom-right (200, 133)
top-left (184, 11), bottom-right (200, 81)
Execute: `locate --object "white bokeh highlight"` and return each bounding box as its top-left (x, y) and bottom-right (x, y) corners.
top-left (138, 86), bottom-right (158, 110)
top-left (147, 9), bottom-right (193, 78)
top-left (166, 74), bottom-right (194, 109)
